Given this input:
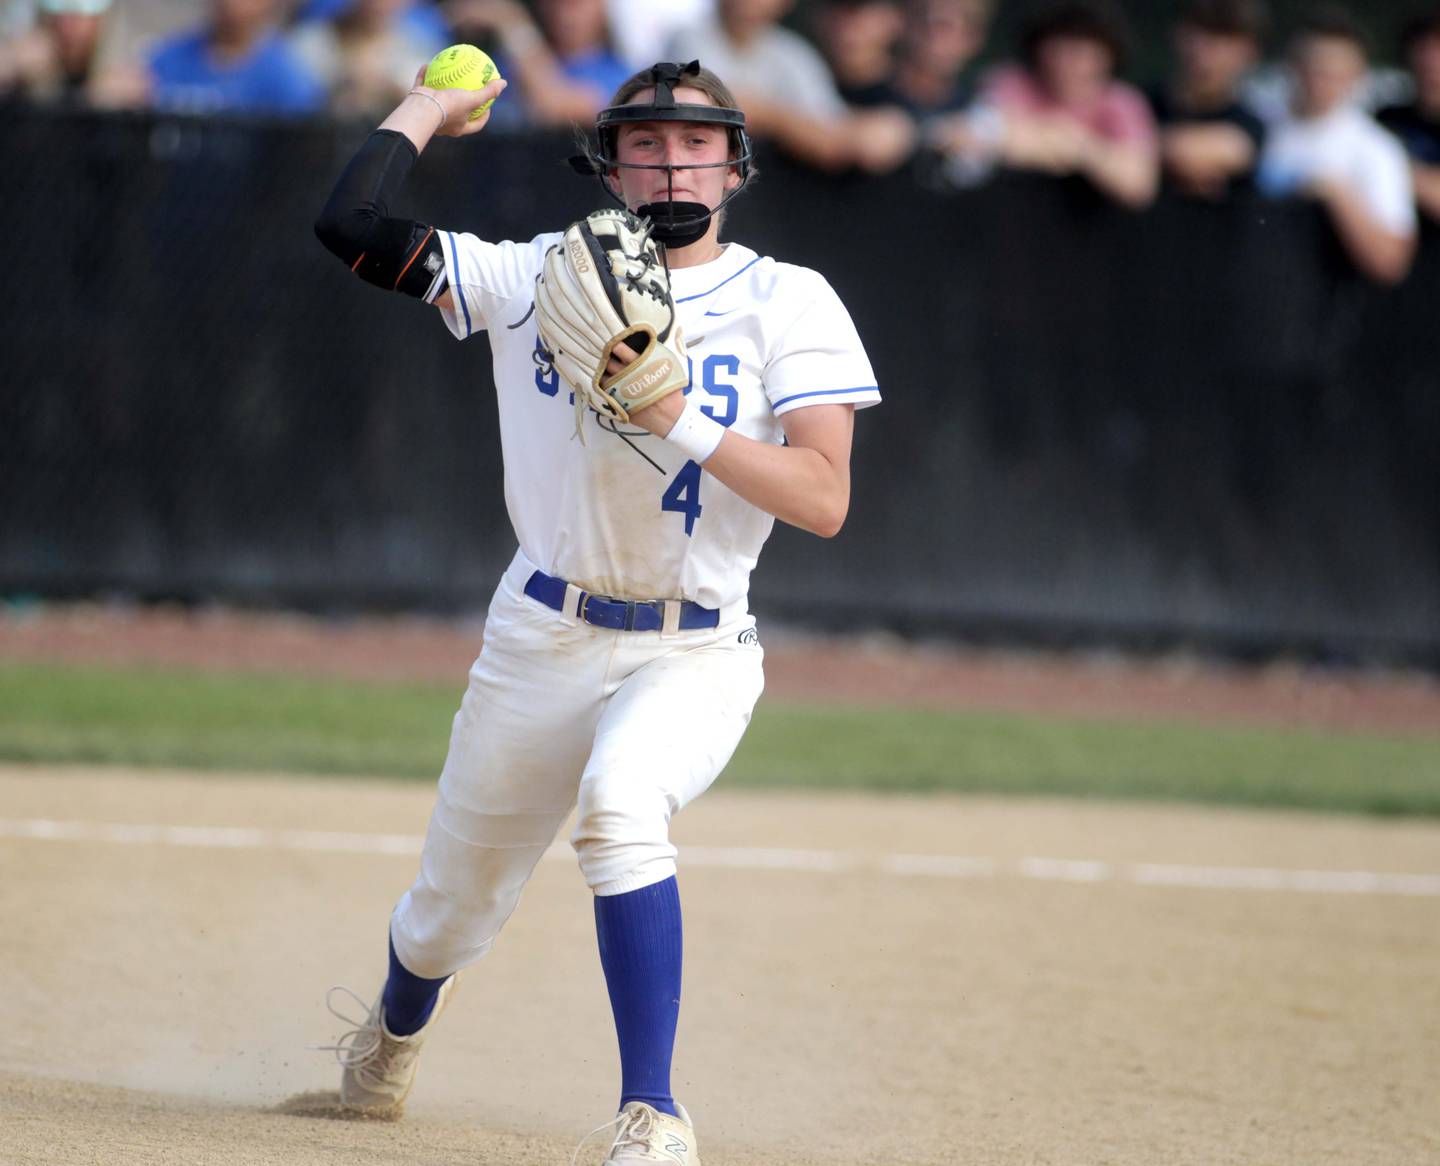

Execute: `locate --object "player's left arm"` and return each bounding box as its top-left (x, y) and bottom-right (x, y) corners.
top-left (629, 393), bottom-right (856, 538)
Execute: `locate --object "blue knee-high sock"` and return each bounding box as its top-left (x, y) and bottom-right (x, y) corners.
top-left (594, 876), bottom-right (683, 1118)
top-left (381, 932), bottom-right (449, 1037)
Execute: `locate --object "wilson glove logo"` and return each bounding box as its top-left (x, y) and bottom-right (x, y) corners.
top-left (621, 358), bottom-right (673, 398)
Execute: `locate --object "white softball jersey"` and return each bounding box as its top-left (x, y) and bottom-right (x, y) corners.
top-left (435, 231), bottom-right (881, 612)
top-left (390, 232), bottom-right (879, 961)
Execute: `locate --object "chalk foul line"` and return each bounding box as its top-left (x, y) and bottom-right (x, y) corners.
top-left (3, 817), bottom-right (1438, 898)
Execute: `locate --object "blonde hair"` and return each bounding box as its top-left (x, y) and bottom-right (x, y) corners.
top-left (607, 62), bottom-right (741, 112)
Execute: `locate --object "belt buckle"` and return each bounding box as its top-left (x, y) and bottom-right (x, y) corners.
top-left (578, 590), bottom-right (665, 631)
top-left (580, 591), bottom-right (622, 629)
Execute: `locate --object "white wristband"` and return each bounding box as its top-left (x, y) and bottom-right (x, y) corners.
top-left (663, 398), bottom-right (727, 464)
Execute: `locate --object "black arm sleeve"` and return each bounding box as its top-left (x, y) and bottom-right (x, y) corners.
top-left (314, 129), bottom-right (447, 299)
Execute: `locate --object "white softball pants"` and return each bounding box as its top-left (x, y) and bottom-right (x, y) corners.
top-left (389, 550), bottom-right (765, 980)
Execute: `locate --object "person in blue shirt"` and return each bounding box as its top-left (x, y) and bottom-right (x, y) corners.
top-left (292, 0), bottom-right (449, 45)
top-left (148, 0), bottom-right (324, 116)
top-left (536, 0), bottom-right (631, 100)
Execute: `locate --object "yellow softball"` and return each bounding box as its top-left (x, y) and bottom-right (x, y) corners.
top-left (423, 44), bottom-right (502, 121)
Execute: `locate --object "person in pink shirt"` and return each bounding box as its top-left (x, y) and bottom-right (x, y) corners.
top-left (978, 0), bottom-right (1158, 207)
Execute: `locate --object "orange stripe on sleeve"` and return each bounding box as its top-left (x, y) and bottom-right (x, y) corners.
top-left (350, 252), bottom-right (366, 272)
top-left (393, 227), bottom-right (435, 290)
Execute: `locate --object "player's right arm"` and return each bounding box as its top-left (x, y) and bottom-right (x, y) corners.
top-left (313, 71), bottom-right (506, 309)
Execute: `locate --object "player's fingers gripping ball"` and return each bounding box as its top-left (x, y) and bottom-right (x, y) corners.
top-left (534, 209), bottom-right (690, 428)
top-left (424, 44), bottom-right (502, 120)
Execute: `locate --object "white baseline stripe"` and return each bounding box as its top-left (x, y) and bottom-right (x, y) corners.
top-left (2, 819), bottom-right (1438, 897)
top-left (882, 854), bottom-right (998, 878)
top-left (0, 818), bottom-right (423, 856)
top-left (675, 845), bottom-right (857, 873)
top-left (1131, 862), bottom-right (1440, 896)
top-left (1021, 856), bottom-right (1113, 883)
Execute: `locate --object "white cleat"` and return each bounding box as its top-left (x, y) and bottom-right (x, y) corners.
top-left (320, 975), bottom-right (455, 1117)
top-left (573, 1100), bottom-right (701, 1165)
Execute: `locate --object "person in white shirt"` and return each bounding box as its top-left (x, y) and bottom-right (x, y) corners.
top-left (1258, 8), bottom-right (1416, 284)
top-left (313, 58), bottom-right (879, 1165)
top-left (604, 0), bottom-right (713, 70)
top-left (668, 0), bottom-right (916, 171)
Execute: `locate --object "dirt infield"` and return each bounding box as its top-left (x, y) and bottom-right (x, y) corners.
top-left (3, 764), bottom-right (1439, 1165)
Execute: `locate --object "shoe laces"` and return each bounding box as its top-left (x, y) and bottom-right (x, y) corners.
top-left (570, 1104), bottom-right (656, 1166)
top-left (312, 985), bottom-right (385, 1069)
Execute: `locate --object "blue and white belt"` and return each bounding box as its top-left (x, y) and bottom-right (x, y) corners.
top-left (523, 569), bottom-right (720, 632)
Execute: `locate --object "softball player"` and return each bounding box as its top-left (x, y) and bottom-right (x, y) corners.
top-left (314, 59), bottom-right (879, 1164)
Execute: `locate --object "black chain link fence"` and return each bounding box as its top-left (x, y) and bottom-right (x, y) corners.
top-left (2, 108), bottom-right (1439, 663)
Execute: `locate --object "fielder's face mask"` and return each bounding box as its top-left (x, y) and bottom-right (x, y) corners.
top-left (571, 60), bottom-right (754, 248)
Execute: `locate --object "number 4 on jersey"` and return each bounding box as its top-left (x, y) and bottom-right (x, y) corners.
top-left (661, 460), bottom-right (702, 536)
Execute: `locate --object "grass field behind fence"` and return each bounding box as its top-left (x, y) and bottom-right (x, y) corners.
top-left (1, 662), bottom-right (1438, 816)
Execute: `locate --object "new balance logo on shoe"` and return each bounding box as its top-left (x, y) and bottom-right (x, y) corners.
top-left (582, 1100), bottom-right (700, 1165)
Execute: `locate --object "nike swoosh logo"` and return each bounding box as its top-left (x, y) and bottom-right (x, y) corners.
top-left (704, 307), bottom-right (737, 317)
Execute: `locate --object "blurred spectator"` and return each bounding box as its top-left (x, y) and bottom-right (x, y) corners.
top-left (1377, 9), bottom-right (1440, 223)
top-left (443, 0), bottom-right (626, 125)
top-left (1258, 6), bottom-right (1416, 283)
top-left (289, 0), bottom-right (445, 118)
top-left (976, 0), bottom-right (1159, 208)
top-left (148, 0), bottom-right (325, 116)
top-left (604, 0), bottom-right (713, 71)
top-left (812, 0), bottom-right (905, 107)
top-left (883, 0), bottom-right (988, 118)
top-left (874, 0), bottom-right (996, 188)
top-left (0, 0), bottom-right (144, 107)
top-left (667, 0), bottom-right (850, 119)
top-left (294, 0), bottom-right (448, 43)
top-left (667, 0), bottom-right (916, 171)
top-left (293, 0), bottom-right (443, 33)
top-left (1150, 0), bottom-right (1268, 197)
top-left (532, 0), bottom-right (631, 106)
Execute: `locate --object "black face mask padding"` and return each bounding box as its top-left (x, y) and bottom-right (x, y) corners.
top-left (636, 201), bottom-right (711, 248)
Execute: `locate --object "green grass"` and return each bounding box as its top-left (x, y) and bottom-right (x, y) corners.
top-left (1, 661), bottom-right (1437, 816)
top-left (737, 704), bottom-right (1440, 815)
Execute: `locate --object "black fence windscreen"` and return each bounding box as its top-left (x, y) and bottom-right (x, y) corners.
top-left (2, 109), bottom-right (1438, 663)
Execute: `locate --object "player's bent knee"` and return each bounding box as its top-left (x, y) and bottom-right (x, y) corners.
top-left (389, 904), bottom-right (494, 979)
top-left (390, 836), bottom-right (552, 974)
top-left (579, 841), bottom-right (679, 895)
top-left (571, 780), bottom-right (677, 894)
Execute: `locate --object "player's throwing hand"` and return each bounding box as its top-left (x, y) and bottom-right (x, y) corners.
top-left (405, 64), bottom-right (506, 137)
